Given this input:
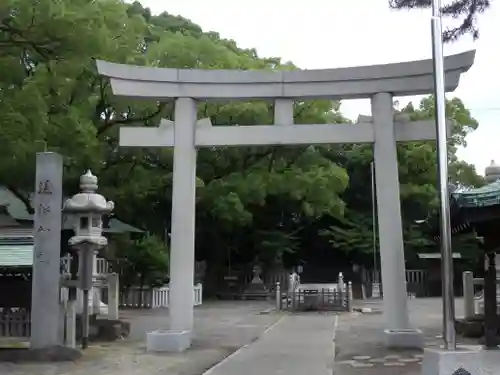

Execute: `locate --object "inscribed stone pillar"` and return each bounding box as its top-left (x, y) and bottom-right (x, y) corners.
top-left (169, 97), bottom-right (197, 336)
top-left (31, 152), bottom-right (64, 348)
top-left (371, 93), bottom-right (411, 330)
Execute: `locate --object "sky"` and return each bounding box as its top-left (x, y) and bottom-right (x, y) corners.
top-left (142, 0), bottom-right (499, 174)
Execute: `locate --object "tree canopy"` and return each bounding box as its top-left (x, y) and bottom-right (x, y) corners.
top-left (389, 0), bottom-right (491, 41)
top-left (0, 0), bottom-right (486, 289)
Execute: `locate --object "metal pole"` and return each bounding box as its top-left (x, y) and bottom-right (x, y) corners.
top-left (82, 289), bottom-right (89, 349)
top-left (371, 162), bottom-right (379, 291)
top-left (79, 247), bottom-right (93, 350)
top-left (431, 0), bottom-right (456, 350)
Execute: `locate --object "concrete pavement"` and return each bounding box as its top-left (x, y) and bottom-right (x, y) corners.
top-left (203, 313), bottom-right (337, 375)
top-left (333, 298), bottom-right (478, 375)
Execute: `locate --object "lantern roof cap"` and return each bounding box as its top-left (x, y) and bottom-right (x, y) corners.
top-left (63, 170), bottom-right (114, 213)
top-left (485, 160), bottom-right (500, 183)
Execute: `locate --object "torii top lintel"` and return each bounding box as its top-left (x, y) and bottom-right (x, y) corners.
top-left (96, 50), bottom-right (475, 101)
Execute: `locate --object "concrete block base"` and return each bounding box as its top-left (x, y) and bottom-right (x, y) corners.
top-left (146, 329), bottom-right (191, 353)
top-left (422, 346), bottom-right (500, 375)
top-left (384, 328), bottom-right (423, 349)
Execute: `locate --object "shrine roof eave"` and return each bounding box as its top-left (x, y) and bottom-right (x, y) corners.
top-left (429, 206), bottom-right (500, 240)
top-left (451, 180), bottom-right (500, 208)
top-left (431, 221), bottom-right (473, 241)
top-left (96, 50), bottom-right (475, 100)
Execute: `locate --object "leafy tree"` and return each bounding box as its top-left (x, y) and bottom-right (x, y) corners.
top-left (320, 96), bottom-right (484, 263)
top-left (389, 0), bottom-right (491, 41)
top-left (0, 0), bottom-right (486, 287)
top-left (0, 0), bottom-right (350, 289)
top-left (111, 233), bottom-right (169, 290)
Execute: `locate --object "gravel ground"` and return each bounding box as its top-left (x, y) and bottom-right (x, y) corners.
top-left (0, 301), bottom-right (281, 375)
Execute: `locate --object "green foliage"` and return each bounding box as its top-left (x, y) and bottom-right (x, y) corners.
top-left (389, 0), bottom-right (491, 41)
top-left (320, 212), bottom-right (375, 254)
top-left (112, 233), bottom-right (169, 288)
top-left (0, 0), bottom-right (486, 282)
top-left (320, 96), bottom-right (485, 262)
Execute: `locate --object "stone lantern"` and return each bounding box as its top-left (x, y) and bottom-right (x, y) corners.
top-left (485, 160), bottom-right (500, 183)
top-left (63, 170), bottom-right (114, 348)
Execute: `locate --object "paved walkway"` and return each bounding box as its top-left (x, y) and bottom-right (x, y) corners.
top-left (204, 313), bottom-right (337, 375)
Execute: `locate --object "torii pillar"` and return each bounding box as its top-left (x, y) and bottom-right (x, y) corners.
top-left (96, 50), bottom-right (475, 351)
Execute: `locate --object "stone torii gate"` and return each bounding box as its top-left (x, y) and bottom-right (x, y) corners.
top-left (97, 50), bottom-right (475, 352)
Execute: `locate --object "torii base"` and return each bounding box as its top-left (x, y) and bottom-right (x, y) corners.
top-left (385, 328), bottom-right (424, 349)
top-left (422, 346), bottom-right (500, 375)
top-left (146, 329), bottom-right (191, 353)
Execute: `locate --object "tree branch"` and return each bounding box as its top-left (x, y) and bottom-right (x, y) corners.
top-left (389, 0), bottom-right (491, 41)
top-left (96, 102), bottom-right (166, 136)
top-left (6, 185), bottom-right (34, 214)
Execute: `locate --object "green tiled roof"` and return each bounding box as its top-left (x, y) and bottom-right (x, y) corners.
top-left (0, 186), bottom-right (33, 221)
top-left (0, 244), bottom-right (33, 266)
top-left (105, 218), bottom-right (144, 233)
top-left (452, 181), bottom-right (500, 208)
top-left (0, 185), bottom-right (144, 234)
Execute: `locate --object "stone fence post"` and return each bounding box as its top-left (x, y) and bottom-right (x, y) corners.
top-left (348, 282), bottom-right (354, 312)
top-left (107, 273), bottom-right (119, 320)
top-left (275, 282), bottom-right (281, 311)
top-left (463, 271), bottom-right (475, 320)
top-left (338, 272), bottom-right (345, 293)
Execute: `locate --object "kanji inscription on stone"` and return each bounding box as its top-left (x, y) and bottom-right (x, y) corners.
top-left (35, 251), bottom-right (46, 263)
top-left (38, 203), bottom-right (51, 215)
top-left (37, 179), bottom-right (53, 194)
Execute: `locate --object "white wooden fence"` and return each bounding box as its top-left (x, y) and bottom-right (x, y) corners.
top-left (120, 283), bottom-right (203, 309)
top-left (0, 308), bottom-right (30, 337)
top-left (362, 269), bottom-right (428, 298)
top-left (61, 256), bottom-right (110, 275)
top-left (96, 258), bottom-right (110, 275)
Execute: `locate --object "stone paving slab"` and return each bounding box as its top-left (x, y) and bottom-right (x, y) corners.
top-left (204, 313), bottom-right (337, 375)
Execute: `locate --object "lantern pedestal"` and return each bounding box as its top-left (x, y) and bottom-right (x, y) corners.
top-left (146, 329), bottom-right (191, 353)
top-left (422, 346), bottom-right (500, 375)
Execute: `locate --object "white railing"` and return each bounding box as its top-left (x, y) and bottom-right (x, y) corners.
top-left (463, 271), bottom-right (500, 319)
top-left (60, 256), bottom-right (110, 275)
top-left (278, 272), bottom-right (353, 312)
top-left (0, 308), bottom-right (30, 337)
top-left (152, 286), bottom-right (169, 308)
top-left (120, 284), bottom-right (203, 309)
top-left (96, 258), bottom-right (110, 275)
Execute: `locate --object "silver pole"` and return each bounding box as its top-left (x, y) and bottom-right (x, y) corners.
top-left (371, 162), bottom-right (378, 287)
top-left (82, 289), bottom-right (89, 349)
top-left (431, 0), bottom-right (456, 350)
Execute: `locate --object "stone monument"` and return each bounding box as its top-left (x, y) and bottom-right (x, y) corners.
top-left (30, 152), bottom-right (64, 349)
top-left (96, 50), bottom-right (475, 351)
top-left (242, 263), bottom-right (269, 300)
